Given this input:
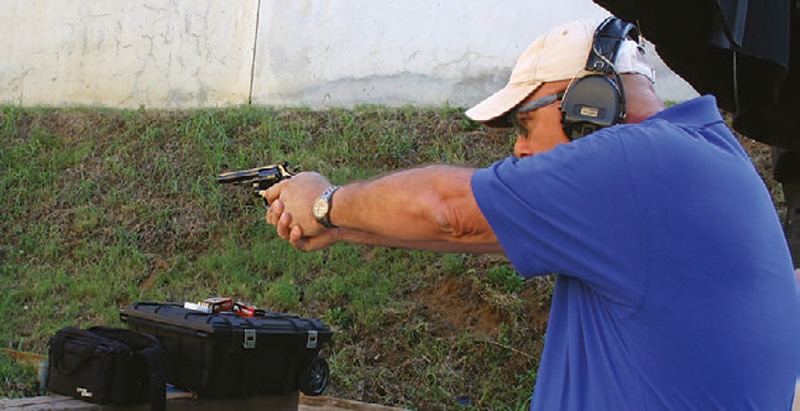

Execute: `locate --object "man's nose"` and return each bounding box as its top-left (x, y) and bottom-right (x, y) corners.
top-left (514, 137), bottom-right (533, 158)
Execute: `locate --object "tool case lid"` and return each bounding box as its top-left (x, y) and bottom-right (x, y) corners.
top-left (120, 301), bottom-right (332, 338)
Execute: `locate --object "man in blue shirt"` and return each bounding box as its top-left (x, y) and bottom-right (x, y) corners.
top-left (264, 18), bottom-right (798, 410)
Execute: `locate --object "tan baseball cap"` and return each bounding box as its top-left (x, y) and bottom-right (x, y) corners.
top-left (465, 18), bottom-right (654, 127)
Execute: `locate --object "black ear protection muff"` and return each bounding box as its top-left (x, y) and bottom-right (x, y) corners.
top-left (560, 17), bottom-right (640, 140)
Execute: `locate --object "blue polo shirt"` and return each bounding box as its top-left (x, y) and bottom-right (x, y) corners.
top-left (472, 96), bottom-right (798, 410)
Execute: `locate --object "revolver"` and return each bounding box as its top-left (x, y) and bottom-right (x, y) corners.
top-left (217, 161), bottom-right (298, 207)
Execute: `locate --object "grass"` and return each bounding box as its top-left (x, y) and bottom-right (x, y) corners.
top-left (0, 104), bottom-right (549, 409)
top-left (0, 353), bottom-right (40, 399)
top-left (0, 104), bottom-right (783, 409)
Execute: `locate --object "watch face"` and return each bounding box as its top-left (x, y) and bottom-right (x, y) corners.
top-left (313, 196), bottom-right (329, 219)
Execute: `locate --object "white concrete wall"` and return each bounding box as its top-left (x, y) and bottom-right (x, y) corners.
top-left (0, 0), bottom-right (696, 109)
top-left (1, 0), bottom-right (258, 108)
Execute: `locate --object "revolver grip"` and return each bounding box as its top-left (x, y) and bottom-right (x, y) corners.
top-left (259, 190), bottom-right (270, 209)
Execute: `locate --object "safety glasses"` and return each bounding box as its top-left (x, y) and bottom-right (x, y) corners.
top-left (507, 91), bottom-right (565, 137)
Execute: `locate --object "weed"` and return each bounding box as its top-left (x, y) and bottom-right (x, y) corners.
top-left (324, 306), bottom-right (353, 328)
top-left (485, 265), bottom-right (526, 293)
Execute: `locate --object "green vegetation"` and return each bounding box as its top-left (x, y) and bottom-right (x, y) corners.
top-left (0, 104), bottom-right (546, 409)
top-left (0, 353), bottom-right (40, 399)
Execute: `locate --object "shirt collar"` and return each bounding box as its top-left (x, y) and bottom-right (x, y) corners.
top-left (650, 95), bottom-right (724, 127)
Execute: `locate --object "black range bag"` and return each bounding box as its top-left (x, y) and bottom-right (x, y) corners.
top-left (119, 301), bottom-right (332, 398)
top-left (46, 326), bottom-right (166, 411)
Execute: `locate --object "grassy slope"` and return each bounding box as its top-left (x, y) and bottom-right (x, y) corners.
top-left (0, 105), bottom-right (553, 410)
top-left (0, 105), bottom-right (782, 409)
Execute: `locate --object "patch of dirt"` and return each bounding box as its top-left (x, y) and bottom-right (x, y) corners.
top-left (140, 254), bottom-right (171, 290)
top-left (413, 275), bottom-right (509, 336)
top-left (412, 273), bottom-right (552, 338)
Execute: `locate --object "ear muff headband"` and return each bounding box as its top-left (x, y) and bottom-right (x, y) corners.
top-left (560, 17), bottom-right (639, 140)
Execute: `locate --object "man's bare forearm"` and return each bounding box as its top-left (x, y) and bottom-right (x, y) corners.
top-left (329, 165), bottom-right (498, 245)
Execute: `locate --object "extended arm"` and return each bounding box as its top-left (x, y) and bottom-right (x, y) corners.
top-left (264, 165), bottom-right (503, 253)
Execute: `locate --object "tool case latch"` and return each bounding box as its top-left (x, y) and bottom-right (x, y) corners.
top-left (243, 329), bottom-right (256, 349)
top-left (306, 330), bottom-right (318, 349)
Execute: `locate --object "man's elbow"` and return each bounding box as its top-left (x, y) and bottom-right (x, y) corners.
top-left (430, 204), bottom-right (495, 244)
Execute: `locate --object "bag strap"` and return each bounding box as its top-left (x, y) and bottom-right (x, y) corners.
top-left (89, 326), bottom-right (166, 411)
top-left (50, 327), bottom-right (122, 376)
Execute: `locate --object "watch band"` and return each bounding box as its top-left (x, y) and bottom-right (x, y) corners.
top-left (316, 185), bottom-right (341, 228)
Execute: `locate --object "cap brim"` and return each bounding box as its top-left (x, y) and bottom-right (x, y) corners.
top-left (465, 82), bottom-right (541, 128)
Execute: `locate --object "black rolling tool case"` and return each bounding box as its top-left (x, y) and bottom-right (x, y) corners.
top-left (119, 301), bottom-right (332, 398)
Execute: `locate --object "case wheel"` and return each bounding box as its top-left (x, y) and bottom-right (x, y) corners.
top-left (299, 356), bottom-right (329, 396)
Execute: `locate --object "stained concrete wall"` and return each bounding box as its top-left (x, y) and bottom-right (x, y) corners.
top-left (1, 0), bottom-right (258, 108)
top-left (0, 0), bottom-right (697, 109)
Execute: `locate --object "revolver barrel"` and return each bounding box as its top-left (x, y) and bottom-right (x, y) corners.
top-left (217, 161), bottom-right (297, 206)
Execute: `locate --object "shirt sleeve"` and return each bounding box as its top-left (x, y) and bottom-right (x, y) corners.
top-left (471, 129), bottom-right (645, 308)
